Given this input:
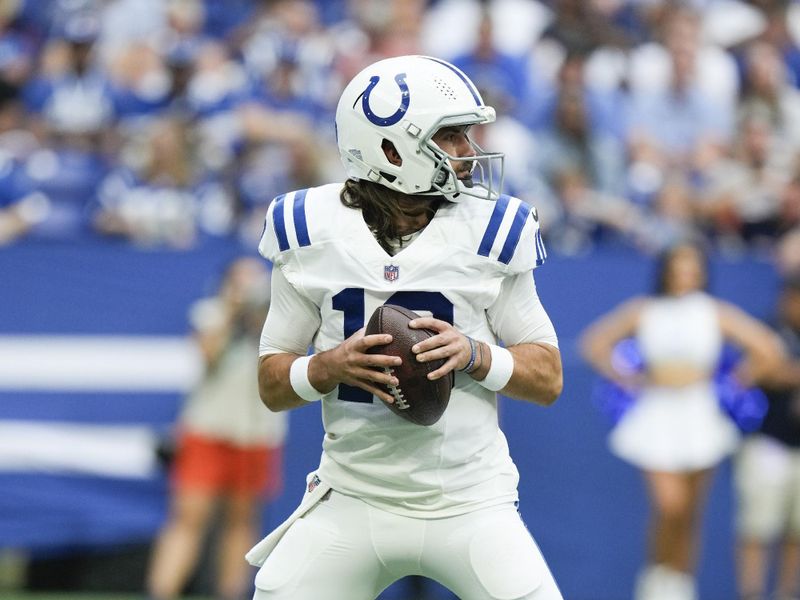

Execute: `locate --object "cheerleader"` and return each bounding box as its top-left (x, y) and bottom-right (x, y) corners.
top-left (580, 242), bottom-right (784, 600)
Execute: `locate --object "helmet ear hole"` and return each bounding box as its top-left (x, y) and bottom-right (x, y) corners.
top-left (381, 139), bottom-right (403, 166)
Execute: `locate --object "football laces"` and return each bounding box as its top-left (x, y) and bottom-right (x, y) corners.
top-left (382, 366), bottom-right (409, 410)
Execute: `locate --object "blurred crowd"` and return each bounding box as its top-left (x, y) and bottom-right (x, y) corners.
top-left (1, 0), bottom-right (800, 269)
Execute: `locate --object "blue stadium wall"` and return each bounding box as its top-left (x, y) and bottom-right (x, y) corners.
top-left (0, 238), bottom-right (779, 599)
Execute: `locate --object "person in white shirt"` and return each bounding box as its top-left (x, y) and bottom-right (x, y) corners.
top-left (248, 54), bottom-right (564, 600)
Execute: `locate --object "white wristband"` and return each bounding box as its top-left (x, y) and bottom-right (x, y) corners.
top-left (289, 355), bottom-right (323, 402)
top-left (478, 344), bottom-right (514, 391)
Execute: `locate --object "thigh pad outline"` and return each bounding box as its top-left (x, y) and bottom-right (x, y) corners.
top-left (467, 514), bottom-right (544, 600)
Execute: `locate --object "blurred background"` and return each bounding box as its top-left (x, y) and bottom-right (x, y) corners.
top-left (1, 0), bottom-right (799, 599)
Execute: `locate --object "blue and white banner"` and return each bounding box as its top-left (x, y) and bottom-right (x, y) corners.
top-left (0, 335), bottom-right (201, 477)
top-left (0, 239), bottom-right (241, 552)
top-left (0, 335), bottom-right (200, 392)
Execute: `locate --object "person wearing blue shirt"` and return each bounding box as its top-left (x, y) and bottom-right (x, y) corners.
top-left (450, 10), bottom-right (532, 124)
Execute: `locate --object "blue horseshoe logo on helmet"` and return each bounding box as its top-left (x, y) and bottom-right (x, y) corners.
top-left (359, 73), bottom-right (410, 127)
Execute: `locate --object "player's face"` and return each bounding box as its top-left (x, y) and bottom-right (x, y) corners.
top-left (431, 125), bottom-right (477, 182)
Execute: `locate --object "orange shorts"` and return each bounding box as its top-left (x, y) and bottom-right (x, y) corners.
top-left (171, 430), bottom-right (283, 499)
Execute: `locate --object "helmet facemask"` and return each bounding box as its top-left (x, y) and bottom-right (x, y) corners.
top-left (418, 115), bottom-right (505, 203)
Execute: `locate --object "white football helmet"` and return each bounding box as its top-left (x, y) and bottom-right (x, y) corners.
top-left (335, 55), bottom-right (504, 202)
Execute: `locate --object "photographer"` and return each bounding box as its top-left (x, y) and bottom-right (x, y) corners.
top-left (147, 256), bottom-right (287, 600)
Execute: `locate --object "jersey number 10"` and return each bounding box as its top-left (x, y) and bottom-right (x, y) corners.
top-left (331, 288), bottom-right (454, 403)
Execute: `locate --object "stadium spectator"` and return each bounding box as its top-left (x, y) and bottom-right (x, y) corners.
top-left (147, 256), bottom-right (287, 600)
top-left (200, 0), bottom-right (256, 41)
top-left (23, 10), bottom-right (115, 137)
top-left (241, 43), bottom-right (326, 125)
top-left (0, 147), bottom-right (48, 245)
top-left (546, 170), bottom-right (707, 257)
top-left (700, 109), bottom-right (793, 251)
top-left (0, 0), bottom-right (37, 89)
top-left (528, 55), bottom-right (629, 252)
top-left (756, 0), bottom-right (800, 88)
top-left (332, 0), bottom-right (426, 83)
top-left (240, 0), bottom-right (337, 117)
top-left (106, 41), bottom-right (173, 121)
top-left (735, 275), bottom-right (800, 600)
top-left (530, 49), bottom-right (624, 141)
top-left (421, 0), bottom-right (550, 62)
top-left (539, 0), bottom-right (634, 56)
top-left (627, 175), bottom-right (706, 254)
top-left (184, 41), bottom-right (247, 120)
top-left (162, 0), bottom-right (208, 51)
top-left (450, 8), bottom-right (533, 123)
top-left (628, 6), bottom-right (739, 116)
top-left (737, 40), bottom-right (800, 151)
top-left (627, 32), bottom-right (732, 175)
top-left (14, 7), bottom-right (117, 241)
top-left (623, 7), bottom-right (736, 224)
top-left (21, 125), bottom-right (111, 242)
top-left (535, 80), bottom-right (625, 195)
top-left (93, 116), bottom-right (234, 247)
top-left (97, 0), bottom-right (168, 55)
top-left (0, 80), bottom-right (48, 244)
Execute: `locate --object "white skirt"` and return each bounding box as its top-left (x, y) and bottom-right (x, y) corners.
top-left (609, 381), bottom-right (740, 472)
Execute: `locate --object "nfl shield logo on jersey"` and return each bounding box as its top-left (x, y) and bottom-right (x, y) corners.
top-left (384, 265), bottom-right (399, 282)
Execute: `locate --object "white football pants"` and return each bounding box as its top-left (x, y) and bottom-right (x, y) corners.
top-left (252, 489), bottom-right (563, 600)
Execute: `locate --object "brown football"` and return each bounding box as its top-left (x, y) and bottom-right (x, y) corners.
top-left (365, 304), bottom-right (453, 426)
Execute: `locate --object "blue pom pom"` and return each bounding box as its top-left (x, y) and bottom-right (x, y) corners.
top-left (714, 346), bottom-right (769, 433)
top-left (591, 378), bottom-right (636, 425)
top-left (590, 339), bottom-right (768, 432)
top-left (590, 338), bottom-right (643, 425)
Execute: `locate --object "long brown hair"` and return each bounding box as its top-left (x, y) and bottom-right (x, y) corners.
top-left (653, 241), bottom-right (709, 296)
top-left (340, 179), bottom-right (441, 254)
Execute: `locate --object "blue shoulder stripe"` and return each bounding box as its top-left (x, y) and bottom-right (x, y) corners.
top-left (477, 194), bottom-right (511, 257)
top-left (272, 194), bottom-right (289, 251)
top-left (293, 188), bottom-right (311, 247)
top-left (272, 190), bottom-right (312, 251)
top-left (535, 228), bottom-right (546, 266)
top-left (498, 202), bottom-right (532, 265)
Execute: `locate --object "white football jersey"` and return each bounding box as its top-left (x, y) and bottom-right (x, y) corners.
top-left (259, 183), bottom-right (549, 518)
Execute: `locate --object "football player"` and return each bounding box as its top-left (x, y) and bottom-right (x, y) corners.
top-left (250, 55), bottom-right (564, 600)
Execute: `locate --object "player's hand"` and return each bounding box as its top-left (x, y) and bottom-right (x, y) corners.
top-left (313, 328), bottom-right (402, 404)
top-left (408, 317), bottom-right (471, 380)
